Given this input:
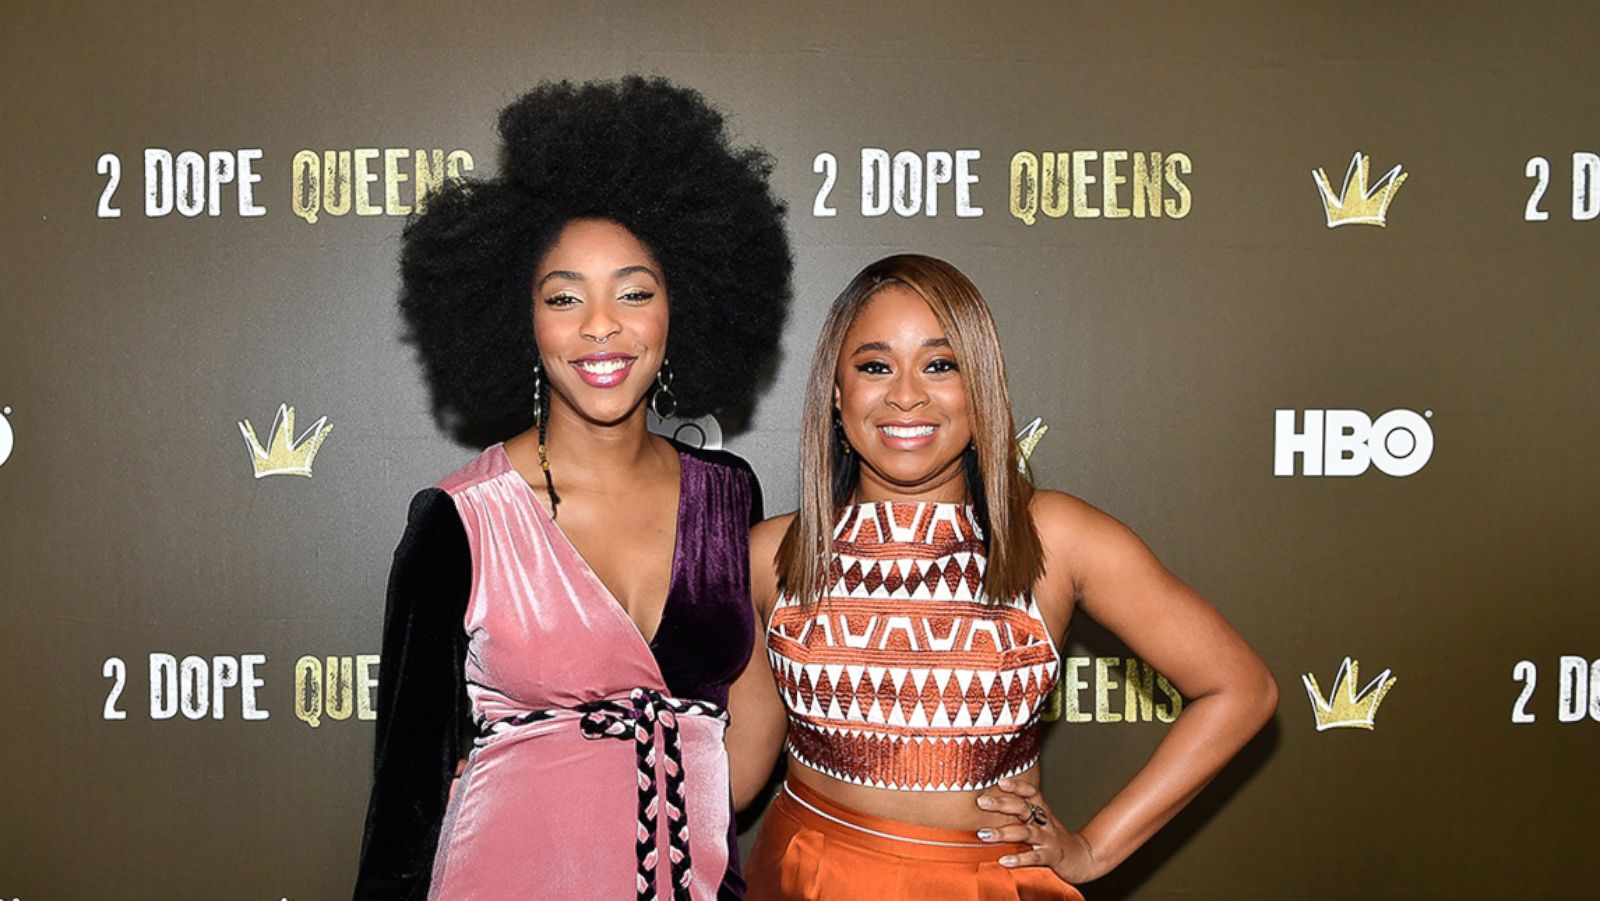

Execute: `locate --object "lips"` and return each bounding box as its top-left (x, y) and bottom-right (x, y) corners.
top-left (876, 421), bottom-right (939, 449)
top-left (570, 352), bottom-right (637, 388)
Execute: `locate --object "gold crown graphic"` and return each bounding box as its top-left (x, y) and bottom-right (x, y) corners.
top-left (1313, 152), bottom-right (1407, 228)
top-left (238, 404), bottom-right (333, 479)
top-left (1015, 416), bottom-right (1049, 472)
top-left (1301, 657), bottom-right (1395, 731)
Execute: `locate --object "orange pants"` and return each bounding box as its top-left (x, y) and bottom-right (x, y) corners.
top-left (746, 780), bottom-right (1086, 901)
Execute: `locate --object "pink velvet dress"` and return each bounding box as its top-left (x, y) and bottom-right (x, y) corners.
top-left (355, 443), bottom-right (760, 900)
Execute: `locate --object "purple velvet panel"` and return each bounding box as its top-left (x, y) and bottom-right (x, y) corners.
top-left (651, 447), bottom-right (761, 710)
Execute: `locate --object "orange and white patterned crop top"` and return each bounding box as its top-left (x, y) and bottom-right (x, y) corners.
top-left (766, 501), bottom-right (1060, 792)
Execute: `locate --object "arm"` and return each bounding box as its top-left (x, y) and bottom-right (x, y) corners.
top-left (353, 489), bottom-right (474, 900)
top-left (987, 491), bottom-right (1277, 881)
top-left (725, 513), bottom-right (794, 811)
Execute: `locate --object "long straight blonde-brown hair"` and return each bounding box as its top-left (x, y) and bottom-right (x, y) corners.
top-left (775, 254), bottom-right (1044, 604)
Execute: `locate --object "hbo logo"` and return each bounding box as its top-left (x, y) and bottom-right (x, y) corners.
top-left (1274, 409), bottom-right (1434, 477)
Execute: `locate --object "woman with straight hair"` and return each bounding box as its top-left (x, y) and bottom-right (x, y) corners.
top-left (727, 254), bottom-right (1276, 899)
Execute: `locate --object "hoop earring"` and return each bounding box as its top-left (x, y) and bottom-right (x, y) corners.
top-left (651, 358), bottom-right (678, 420)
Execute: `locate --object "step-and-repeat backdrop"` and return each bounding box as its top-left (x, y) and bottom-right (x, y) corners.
top-left (2, 3), bottom-right (1595, 899)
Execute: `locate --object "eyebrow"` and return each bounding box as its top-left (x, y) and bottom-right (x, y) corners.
top-left (849, 337), bottom-right (951, 355)
top-left (537, 265), bottom-right (661, 288)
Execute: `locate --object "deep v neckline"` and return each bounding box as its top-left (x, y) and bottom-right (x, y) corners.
top-left (501, 443), bottom-right (687, 649)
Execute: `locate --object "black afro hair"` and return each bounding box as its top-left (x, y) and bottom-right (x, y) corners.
top-left (398, 76), bottom-right (792, 441)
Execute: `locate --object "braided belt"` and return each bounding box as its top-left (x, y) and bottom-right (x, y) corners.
top-left (489, 688), bottom-right (727, 901)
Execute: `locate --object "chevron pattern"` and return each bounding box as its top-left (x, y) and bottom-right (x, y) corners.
top-left (768, 502), bottom-right (1060, 791)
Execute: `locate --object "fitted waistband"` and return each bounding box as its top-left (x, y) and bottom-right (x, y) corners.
top-left (777, 779), bottom-right (1022, 862)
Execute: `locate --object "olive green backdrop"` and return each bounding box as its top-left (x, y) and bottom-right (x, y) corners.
top-left (2, 2), bottom-right (1596, 898)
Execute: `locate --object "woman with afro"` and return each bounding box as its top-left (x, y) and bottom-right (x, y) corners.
top-left (353, 77), bottom-right (791, 900)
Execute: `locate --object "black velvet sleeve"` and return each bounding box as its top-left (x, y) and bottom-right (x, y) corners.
top-left (353, 488), bottom-right (473, 900)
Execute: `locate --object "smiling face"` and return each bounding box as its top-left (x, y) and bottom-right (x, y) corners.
top-left (834, 284), bottom-right (973, 502)
top-left (532, 218), bottom-right (669, 427)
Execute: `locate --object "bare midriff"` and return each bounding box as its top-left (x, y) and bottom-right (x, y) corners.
top-left (787, 757), bottom-right (1044, 831)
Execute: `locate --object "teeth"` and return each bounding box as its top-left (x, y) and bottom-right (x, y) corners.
top-left (882, 425), bottom-right (936, 438)
top-left (575, 358), bottom-right (630, 374)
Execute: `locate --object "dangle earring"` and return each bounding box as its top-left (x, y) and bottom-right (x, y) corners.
top-left (833, 409), bottom-right (853, 457)
top-left (531, 360), bottom-right (543, 426)
top-left (533, 358), bottom-right (561, 517)
top-left (651, 358), bottom-right (678, 420)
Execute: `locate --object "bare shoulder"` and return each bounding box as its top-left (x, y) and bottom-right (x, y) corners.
top-left (1030, 488), bottom-right (1115, 541)
top-left (1028, 488), bottom-right (1151, 571)
top-left (1027, 487), bottom-right (1099, 522)
top-left (748, 512), bottom-right (794, 615)
top-left (751, 511), bottom-right (796, 557)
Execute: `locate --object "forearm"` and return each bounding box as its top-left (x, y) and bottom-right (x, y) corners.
top-left (1075, 676), bottom-right (1276, 874)
top-left (727, 715), bottom-right (787, 810)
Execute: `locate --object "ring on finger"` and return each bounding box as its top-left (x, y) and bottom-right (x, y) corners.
top-left (1027, 802), bottom-right (1048, 826)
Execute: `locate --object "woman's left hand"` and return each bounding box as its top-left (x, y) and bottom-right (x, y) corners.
top-left (976, 776), bottom-right (1102, 884)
